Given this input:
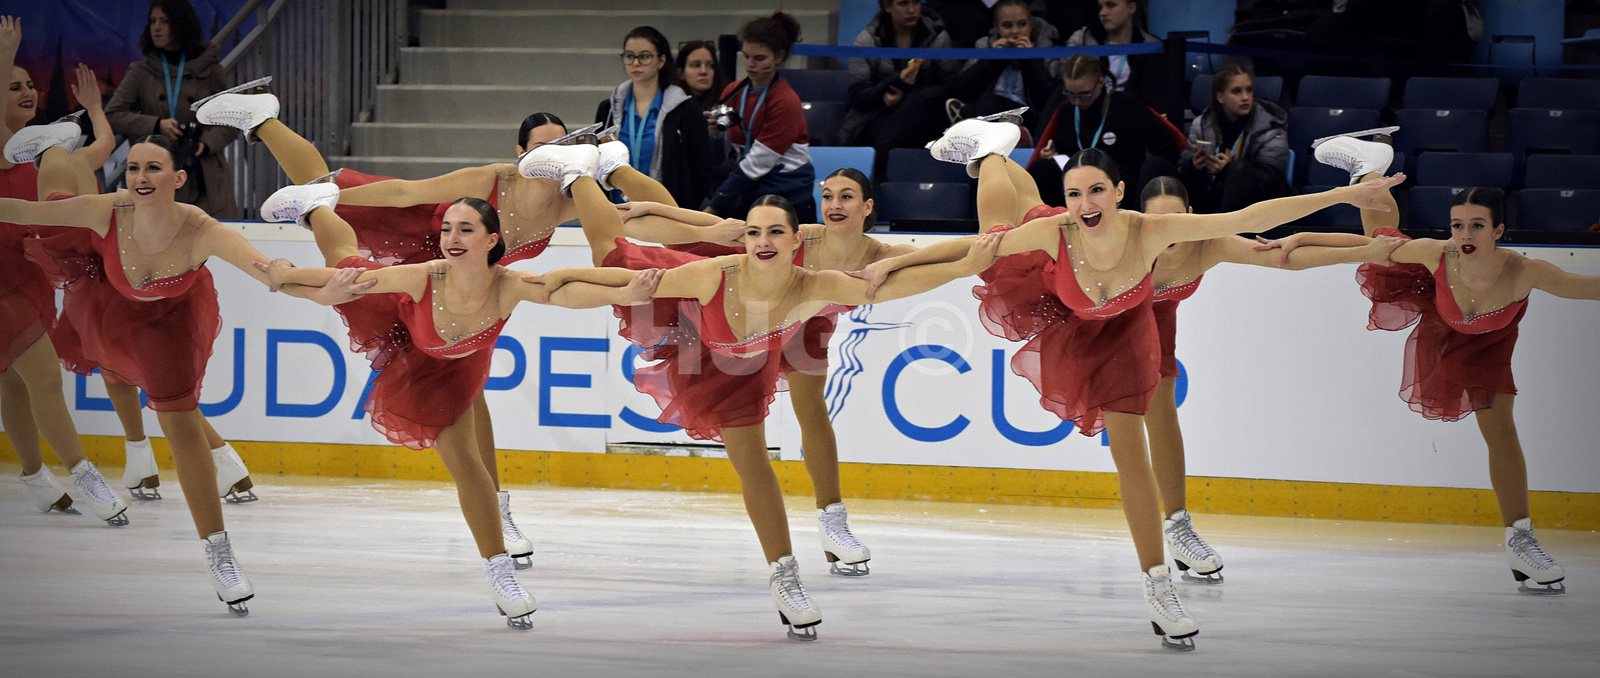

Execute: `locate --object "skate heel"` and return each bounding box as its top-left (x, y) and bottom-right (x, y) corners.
top-left (130, 475), bottom-right (162, 501)
top-left (224, 476), bottom-right (258, 504)
top-left (188, 77), bottom-right (274, 111)
top-left (1152, 621), bottom-right (1197, 651)
top-left (49, 494), bottom-right (78, 514)
top-left (497, 605), bottom-right (535, 630)
top-left (779, 612), bottom-right (819, 641)
top-left (219, 593), bottom-right (253, 617)
top-left (1512, 569), bottom-right (1566, 594)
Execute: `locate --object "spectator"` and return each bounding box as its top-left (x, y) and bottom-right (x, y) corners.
top-left (705, 12), bottom-right (817, 223)
top-left (106, 0), bottom-right (238, 218)
top-left (946, 0), bottom-right (1061, 133)
top-left (595, 26), bottom-right (713, 208)
top-left (1064, 0), bottom-right (1183, 123)
top-left (1028, 54), bottom-right (1179, 209)
top-left (838, 0), bottom-right (961, 180)
top-left (675, 40), bottom-right (731, 114)
top-left (926, 0), bottom-right (996, 49)
top-left (1178, 64), bottom-right (1291, 214)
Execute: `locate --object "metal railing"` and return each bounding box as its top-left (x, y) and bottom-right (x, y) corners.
top-left (218, 0), bottom-right (405, 218)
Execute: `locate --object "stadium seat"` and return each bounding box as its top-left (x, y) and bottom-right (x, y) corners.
top-left (1522, 155), bottom-right (1600, 190)
top-left (1401, 77), bottom-right (1498, 112)
top-left (1513, 189), bottom-right (1600, 230)
top-left (1286, 107), bottom-right (1383, 185)
top-left (1392, 109), bottom-right (1488, 172)
top-left (876, 182), bottom-right (976, 223)
top-left (1516, 77), bottom-right (1600, 110)
top-left (808, 146), bottom-right (875, 211)
top-left (887, 148), bottom-right (972, 184)
top-left (802, 101), bottom-right (848, 146)
top-left (784, 69), bottom-right (850, 104)
top-left (1295, 185), bottom-right (1362, 229)
top-left (1414, 153), bottom-right (1514, 190)
top-left (1297, 76), bottom-right (1391, 110)
top-left (1506, 109), bottom-right (1600, 161)
top-left (1405, 186), bottom-right (1467, 230)
top-left (1489, 35), bottom-right (1536, 88)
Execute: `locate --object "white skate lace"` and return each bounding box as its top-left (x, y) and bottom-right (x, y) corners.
top-left (71, 466), bottom-right (119, 505)
top-left (501, 507), bottom-right (529, 544)
top-left (485, 557), bottom-right (529, 601)
top-left (1165, 514), bottom-right (1216, 562)
top-left (1509, 528), bottom-right (1557, 570)
top-left (770, 559), bottom-right (815, 612)
top-left (1321, 148), bottom-right (1359, 173)
top-left (1146, 573), bottom-right (1190, 623)
top-left (205, 110), bottom-right (254, 129)
top-left (269, 203), bottom-right (303, 223)
top-left (206, 538), bottom-right (246, 590)
top-left (934, 137), bottom-right (979, 163)
top-left (821, 509), bottom-right (864, 551)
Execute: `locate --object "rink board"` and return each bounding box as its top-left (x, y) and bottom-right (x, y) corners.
top-left (3, 230), bottom-right (1598, 525)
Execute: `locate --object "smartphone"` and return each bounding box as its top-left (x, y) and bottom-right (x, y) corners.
top-left (1192, 140), bottom-right (1214, 154)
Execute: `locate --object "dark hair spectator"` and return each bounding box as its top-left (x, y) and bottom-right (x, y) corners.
top-left (107, 0), bottom-right (238, 218)
top-left (946, 0), bottom-right (1060, 132)
top-left (595, 26), bottom-right (713, 208)
top-left (1177, 64), bottom-right (1291, 214)
top-left (675, 40), bottom-right (731, 113)
top-left (838, 0), bottom-right (963, 181)
top-left (1063, 0), bottom-right (1183, 123)
top-left (1027, 54), bottom-right (1180, 209)
top-left (704, 12), bottom-right (817, 222)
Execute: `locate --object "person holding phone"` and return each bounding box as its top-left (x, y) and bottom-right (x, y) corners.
top-left (1178, 64), bottom-right (1290, 214)
top-left (839, 0), bottom-right (961, 180)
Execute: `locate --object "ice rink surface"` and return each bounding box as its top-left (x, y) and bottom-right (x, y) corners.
top-left (1, 466), bottom-right (1595, 678)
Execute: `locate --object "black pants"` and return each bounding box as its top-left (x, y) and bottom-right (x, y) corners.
top-left (1180, 158), bottom-right (1292, 215)
top-left (851, 84), bottom-right (953, 183)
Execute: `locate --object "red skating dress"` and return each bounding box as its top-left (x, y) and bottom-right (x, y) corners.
top-left (603, 239), bottom-right (849, 440)
top-left (23, 201), bottom-right (221, 411)
top-left (0, 162), bottom-right (49, 371)
top-left (1356, 229), bottom-right (1526, 421)
top-left (974, 206), bottom-right (1161, 436)
top-left (333, 257), bottom-right (507, 450)
top-left (333, 165), bottom-right (554, 265)
top-left (1152, 275), bottom-right (1202, 379)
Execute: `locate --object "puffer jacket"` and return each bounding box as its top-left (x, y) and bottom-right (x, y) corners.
top-left (1179, 99), bottom-right (1289, 181)
top-left (839, 12), bottom-right (962, 145)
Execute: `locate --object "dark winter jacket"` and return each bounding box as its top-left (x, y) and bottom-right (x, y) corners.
top-left (1064, 24), bottom-right (1185, 125)
top-left (106, 43), bottom-right (239, 219)
top-left (596, 82), bottom-right (714, 208)
top-left (839, 12), bottom-right (962, 145)
top-left (951, 18), bottom-right (1063, 116)
top-left (1179, 99), bottom-right (1290, 183)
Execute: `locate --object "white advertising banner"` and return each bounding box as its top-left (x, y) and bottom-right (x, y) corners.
top-left (27, 238), bottom-right (1600, 494)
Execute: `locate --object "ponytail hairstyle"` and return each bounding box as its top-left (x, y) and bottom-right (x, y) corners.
top-left (1063, 147), bottom-right (1122, 186)
top-left (517, 112), bottom-right (566, 149)
top-left (1139, 175), bottom-right (1188, 210)
top-left (449, 197), bottom-right (505, 264)
top-left (741, 11), bottom-right (802, 62)
top-left (823, 167), bottom-right (875, 225)
top-left (748, 193), bottom-right (799, 231)
top-left (1449, 186), bottom-right (1506, 230)
top-left (1062, 53), bottom-right (1107, 83)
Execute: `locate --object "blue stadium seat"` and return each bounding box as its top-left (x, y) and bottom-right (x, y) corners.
top-left (1516, 77), bottom-right (1600, 110)
top-left (876, 182), bottom-right (976, 223)
top-left (1406, 186), bottom-right (1467, 230)
top-left (1414, 153), bottom-right (1514, 190)
top-left (1513, 189), bottom-right (1600, 230)
top-left (1189, 74), bottom-right (1283, 115)
top-left (808, 146), bottom-right (875, 210)
top-left (784, 70), bottom-right (850, 104)
top-left (802, 102), bottom-right (848, 146)
top-left (1287, 107), bottom-right (1383, 185)
top-left (1490, 35), bottom-right (1536, 88)
top-left (1506, 109), bottom-right (1600, 159)
top-left (887, 148), bottom-right (972, 184)
top-left (1297, 76), bottom-right (1391, 110)
top-left (1523, 155), bottom-right (1600, 190)
top-left (1308, 150), bottom-right (1406, 187)
top-left (1295, 185), bottom-right (1362, 229)
top-left (1401, 77), bottom-right (1498, 112)
top-left (1393, 109), bottom-right (1488, 170)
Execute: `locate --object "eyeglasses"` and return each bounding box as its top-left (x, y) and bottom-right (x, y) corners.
top-left (620, 52), bottom-right (659, 65)
top-left (1064, 83), bottom-right (1103, 102)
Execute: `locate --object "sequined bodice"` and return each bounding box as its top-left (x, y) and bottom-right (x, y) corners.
top-left (1054, 216), bottom-right (1154, 319)
top-left (699, 263), bottom-right (849, 357)
top-left (1433, 253), bottom-right (1526, 334)
top-left (1154, 275), bottom-right (1202, 303)
top-left (399, 268), bottom-right (508, 359)
top-left (96, 204), bottom-right (207, 300)
top-left (491, 166), bottom-right (560, 262)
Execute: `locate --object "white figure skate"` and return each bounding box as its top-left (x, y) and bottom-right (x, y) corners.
top-left (204, 530), bottom-right (255, 616)
top-left (818, 502), bottom-right (871, 576)
top-left (1143, 564), bottom-right (1199, 651)
top-left (3, 114), bottom-right (82, 164)
top-left (213, 443), bottom-right (257, 503)
top-left (193, 84), bottom-right (279, 142)
top-left (260, 182), bottom-right (341, 229)
top-left (19, 468), bottom-right (78, 515)
top-left (499, 490), bottom-right (534, 570)
top-left (548, 121), bottom-right (604, 147)
top-left (769, 555), bottom-right (821, 641)
top-left (484, 553), bottom-right (537, 630)
top-left (1506, 518), bottom-right (1565, 594)
top-left (1164, 509), bottom-right (1223, 584)
top-left (926, 115), bottom-right (1023, 178)
top-left (68, 460), bottom-right (129, 526)
top-left (594, 139), bottom-right (630, 192)
top-left (122, 438), bottom-right (161, 499)
top-left (517, 143), bottom-right (599, 197)
top-left (1312, 127), bottom-right (1398, 184)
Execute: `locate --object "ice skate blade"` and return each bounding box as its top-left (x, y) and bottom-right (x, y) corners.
top-left (512, 554), bottom-right (533, 571)
top-left (596, 124), bottom-right (620, 143)
top-left (189, 77), bottom-right (274, 111)
top-left (105, 510), bottom-right (129, 527)
top-left (1153, 622), bottom-right (1197, 651)
top-left (1514, 575), bottom-right (1566, 595)
top-left (550, 122), bottom-right (604, 147)
top-left (220, 594), bottom-right (253, 617)
top-left (1311, 126), bottom-right (1401, 149)
top-left (1179, 570), bottom-right (1223, 584)
top-left (223, 478), bottom-right (258, 504)
top-left (828, 560), bottom-right (870, 577)
top-left (779, 612), bottom-right (820, 642)
top-left (44, 494), bottom-right (79, 515)
top-left (130, 484), bottom-right (162, 501)
top-left (976, 106), bottom-right (1029, 126)
top-left (306, 169), bottom-right (344, 185)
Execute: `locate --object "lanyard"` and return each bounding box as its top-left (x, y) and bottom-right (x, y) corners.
top-left (738, 79), bottom-right (774, 156)
top-left (162, 54), bottom-right (186, 120)
top-left (1227, 130), bottom-right (1246, 159)
top-left (624, 87), bottom-right (661, 166)
top-left (1072, 105), bottom-right (1107, 152)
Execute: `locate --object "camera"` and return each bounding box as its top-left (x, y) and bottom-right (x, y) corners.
top-left (709, 104), bottom-right (741, 132)
top-left (173, 121), bottom-right (205, 169)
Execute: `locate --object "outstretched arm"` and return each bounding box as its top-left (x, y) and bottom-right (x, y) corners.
top-left (204, 222), bottom-right (374, 304)
top-left (1144, 175), bottom-right (1406, 248)
top-left (338, 165), bottom-right (498, 208)
top-left (1523, 259), bottom-right (1600, 301)
top-left (1238, 232), bottom-right (1402, 270)
top-left (517, 268), bottom-right (664, 309)
top-left (71, 63), bottom-right (116, 170)
top-left (853, 215), bottom-right (1057, 298)
top-left (617, 202), bottom-right (746, 246)
top-left (817, 232), bottom-right (1001, 305)
top-left (0, 193), bottom-right (116, 234)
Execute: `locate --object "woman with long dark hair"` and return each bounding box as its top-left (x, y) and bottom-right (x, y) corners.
top-left (594, 26), bottom-right (713, 207)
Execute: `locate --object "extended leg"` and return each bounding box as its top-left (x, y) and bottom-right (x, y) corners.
top-left (157, 408), bottom-right (224, 537)
top-left (255, 119), bottom-right (333, 185)
top-left (1104, 412), bottom-right (1164, 571)
top-left (306, 202), bottom-right (363, 267)
top-left (105, 379), bottom-right (147, 442)
top-left (433, 410), bottom-right (505, 559)
top-left (0, 363), bottom-right (43, 475)
top-left (976, 155), bottom-right (1021, 234)
top-left (721, 423), bottom-right (792, 563)
top-left (608, 165), bottom-right (677, 206)
top-left (1477, 393), bottom-right (1565, 592)
top-left (11, 336), bottom-right (87, 469)
top-left (572, 176), bottom-right (624, 266)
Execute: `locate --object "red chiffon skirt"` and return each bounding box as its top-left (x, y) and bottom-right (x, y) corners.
top-left (23, 228), bottom-right (220, 411)
top-left (0, 225), bottom-right (53, 372)
top-left (332, 256), bottom-right (493, 450)
top-left (1153, 300), bottom-right (1182, 379)
top-left (973, 226), bottom-right (1160, 436)
top-left (334, 169), bottom-right (452, 265)
top-left (605, 239), bottom-right (793, 441)
top-left (1356, 251), bottom-right (1519, 422)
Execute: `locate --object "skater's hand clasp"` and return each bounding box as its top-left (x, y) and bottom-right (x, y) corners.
top-left (1251, 234), bottom-right (1301, 267)
top-left (846, 259), bottom-right (894, 301)
top-left (620, 268), bottom-right (663, 305)
top-left (708, 218), bottom-right (746, 248)
top-left (960, 232), bottom-right (1002, 275)
top-left (1342, 173), bottom-right (1405, 211)
top-left (314, 267), bottom-right (373, 306)
top-left (616, 201), bottom-right (659, 221)
top-left (1363, 234), bottom-right (1405, 266)
top-left (253, 258), bottom-right (297, 291)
